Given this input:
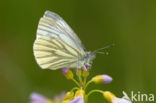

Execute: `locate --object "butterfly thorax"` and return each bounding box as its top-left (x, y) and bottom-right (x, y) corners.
top-left (78, 52), bottom-right (96, 69)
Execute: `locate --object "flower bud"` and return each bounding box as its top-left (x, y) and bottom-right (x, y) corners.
top-left (75, 89), bottom-right (85, 98)
top-left (103, 91), bottom-right (116, 103)
top-left (64, 91), bottom-right (74, 100)
top-left (68, 90), bottom-right (85, 103)
top-left (82, 69), bottom-right (90, 77)
top-left (75, 69), bottom-right (82, 77)
top-left (62, 68), bottom-right (73, 79)
top-left (92, 74), bottom-right (112, 84)
top-left (103, 91), bottom-right (132, 103)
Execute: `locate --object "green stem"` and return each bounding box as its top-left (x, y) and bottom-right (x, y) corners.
top-left (87, 89), bottom-right (104, 97)
top-left (83, 71), bottom-right (88, 87)
top-left (79, 72), bottom-right (83, 83)
top-left (79, 75), bottom-right (83, 84)
top-left (84, 80), bottom-right (93, 89)
top-left (71, 78), bottom-right (80, 87)
top-left (70, 87), bottom-right (79, 92)
top-left (84, 93), bottom-right (88, 103)
top-left (76, 70), bottom-right (83, 87)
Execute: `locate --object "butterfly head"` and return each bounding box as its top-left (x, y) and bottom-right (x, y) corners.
top-left (82, 44), bottom-right (114, 70)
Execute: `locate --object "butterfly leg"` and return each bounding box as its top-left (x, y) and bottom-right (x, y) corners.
top-left (83, 65), bottom-right (87, 71)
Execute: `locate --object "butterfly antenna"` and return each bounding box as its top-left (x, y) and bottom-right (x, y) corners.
top-left (96, 51), bottom-right (109, 55)
top-left (92, 43), bottom-right (114, 55)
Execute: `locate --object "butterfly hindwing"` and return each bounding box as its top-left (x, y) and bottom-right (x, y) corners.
top-left (33, 36), bottom-right (83, 70)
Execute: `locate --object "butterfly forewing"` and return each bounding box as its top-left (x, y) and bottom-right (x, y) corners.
top-left (44, 11), bottom-right (85, 50)
top-left (39, 11), bottom-right (86, 54)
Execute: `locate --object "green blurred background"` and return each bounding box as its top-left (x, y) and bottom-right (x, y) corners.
top-left (0, 0), bottom-right (155, 103)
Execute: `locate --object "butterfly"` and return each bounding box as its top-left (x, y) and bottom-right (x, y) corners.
top-left (33, 10), bottom-right (111, 70)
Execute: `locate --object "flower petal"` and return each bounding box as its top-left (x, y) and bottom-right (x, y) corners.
top-left (102, 75), bottom-right (112, 84)
top-left (114, 98), bottom-right (131, 103)
top-left (30, 93), bottom-right (47, 103)
top-left (69, 97), bottom-right (84, 103)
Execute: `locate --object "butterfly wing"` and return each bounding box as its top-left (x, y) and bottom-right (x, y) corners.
top-left (37, 10), bottom-right (86, 54)
top-left (33, 36), bottom-right (83, 70)
top-left (34, 11), bottom-right (87, 70)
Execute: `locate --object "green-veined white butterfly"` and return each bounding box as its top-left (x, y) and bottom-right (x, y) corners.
top-left (33, 10), bottom-right (111, 70)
